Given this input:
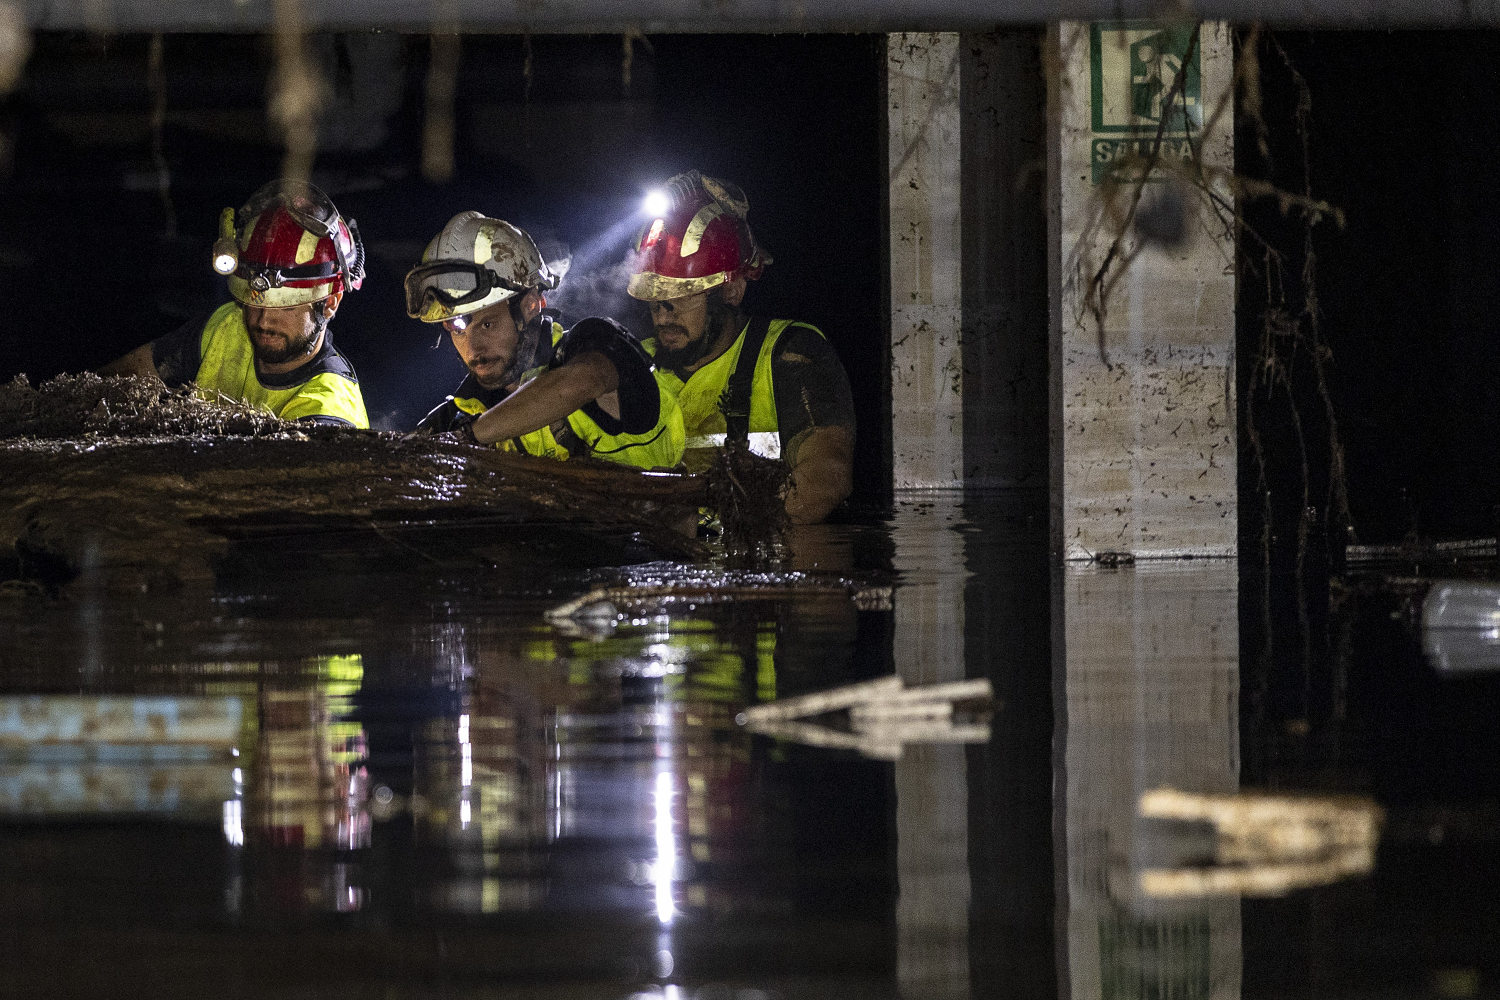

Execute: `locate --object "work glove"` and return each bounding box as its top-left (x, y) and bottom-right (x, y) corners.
top-left (436, 408), bottom-right (481, 445)
top-left (414, 396), bottom-right (459, 434)
top-left (409, 397), bottom-right (481, 444)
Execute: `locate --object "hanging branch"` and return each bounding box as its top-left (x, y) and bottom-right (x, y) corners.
top-left (621, 27), bottom-right (653, 95)
top-left (1274, 33), bottom-right (1353, 547)
top-left (147, 34), bottom-right (177, 239)
top-left (422, 29), bottom-right (459, 183)
top-left (0, 2), bottom-right (29, 96)
top-left (0, 5), bottom-right (23, 170)
top-left (269, 0), bottom-right (326, 183)
top-left (523, 32), bottom-right (534, 102)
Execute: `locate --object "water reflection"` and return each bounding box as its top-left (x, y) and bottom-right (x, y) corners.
top-left (1137, 788), bottom-right (1382, 898)
top-left (0, 694), bottom-right (245, 817)
top-left (1056, 561), bottom-right (1243, 1000)
top-left (249, 656), bottom-right (370, 852)
top-left (740, 674), bottom-right (994, 759)
top-left (9, 495), bottom-right (1498, 997)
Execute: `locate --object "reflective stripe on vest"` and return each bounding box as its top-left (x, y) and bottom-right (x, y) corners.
top-left (683, 431), bottom-right (781, 460)
top-left (194, 302), bottom-right (369, 428)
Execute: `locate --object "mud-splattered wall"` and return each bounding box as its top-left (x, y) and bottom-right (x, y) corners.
top-left (888, 33), bottom-right (964, 489)
top-left (887, 31), bottom-right (1049, 492)
top-left (1050, 22), bottom-right (1236, 559)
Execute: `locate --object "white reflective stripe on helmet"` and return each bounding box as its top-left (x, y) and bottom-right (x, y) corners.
top-left (684, 432), bottom-right (781, 460)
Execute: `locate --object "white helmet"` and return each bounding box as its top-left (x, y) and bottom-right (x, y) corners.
top-left (403, 211), bottom-right (563, 324)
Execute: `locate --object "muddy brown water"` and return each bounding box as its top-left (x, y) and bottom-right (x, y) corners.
top-left (3, 493), bottom-right (1499, 1000)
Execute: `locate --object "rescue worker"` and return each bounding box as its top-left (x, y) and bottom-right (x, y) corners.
top-left (407, 211), bottom-right (684, 470)
top-left (627, 170), bottom-right (855, 524)
top-left (102, 179), bottom-right (370, 428)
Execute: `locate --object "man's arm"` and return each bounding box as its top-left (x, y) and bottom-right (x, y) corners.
top-left (783, 424), bottom-right (855, 524)
top-left (771, 326), bottom-right (857, 523)
top-left (96, 311), bottom-right (209, 385)
top-left (96, 343), bottom-right (162, 380)
top-left (467, 351), bottom-right (618, 446)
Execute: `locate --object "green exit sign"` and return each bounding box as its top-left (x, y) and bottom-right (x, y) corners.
top-left (1089, 23), bottom-right (1203, 183)
top-left (1090, 23), bottom-right (1202, 135)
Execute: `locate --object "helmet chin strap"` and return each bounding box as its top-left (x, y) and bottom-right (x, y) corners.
top-left (496, 311), bottom-right (545, 388)
top-left (673, 326), bottom-right (721, 369)
top-left (299, 299), bottom-right (332, 356)
top-left (701, 289), bottom-right (742, 358)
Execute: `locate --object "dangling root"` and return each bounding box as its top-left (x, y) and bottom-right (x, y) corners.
top-left (705, 439), bottom-right (790, 564)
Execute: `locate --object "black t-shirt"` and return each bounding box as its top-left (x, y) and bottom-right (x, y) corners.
top-left (554, 316), bottom-right (661, 435)
top-left (767, 324), bottom-right (856, 447)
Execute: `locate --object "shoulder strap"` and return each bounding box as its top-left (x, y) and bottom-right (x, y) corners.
top-left (720, 316), bottom-right (774, 443)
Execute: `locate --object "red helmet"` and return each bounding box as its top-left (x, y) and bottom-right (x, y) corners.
top-left (222, 180), bottom-right (366, 308)
top-left (626, 170), bottom-right (771, 301)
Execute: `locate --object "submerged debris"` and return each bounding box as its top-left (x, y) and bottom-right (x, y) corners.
top-left (1, 432), bottom-right (711, 589)
top-left (544, 572), bottom-right (892, 626)
top-left (707, 439), bottom-right (790, 565)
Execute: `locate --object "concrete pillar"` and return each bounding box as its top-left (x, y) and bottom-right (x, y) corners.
top-left (1055, 562), bottom-right (1242, 1000)
top-left (888, 31), bottom-right (1051, 491)
top-left (1048, 22), bottom-right (1237, 559)
top-left (889, 33), bottom-right (964, 490)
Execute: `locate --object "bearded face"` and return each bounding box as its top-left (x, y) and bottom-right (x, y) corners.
top-left (242, 302), bottom-right (323, 365)
top-left (447, 299), bottom-right (539, 390)
top-left (646, 288), bottom-right (735, 373)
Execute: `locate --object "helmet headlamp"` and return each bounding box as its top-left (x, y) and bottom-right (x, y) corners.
top-left (237, 259), bottom-right (339, 293)
top-left (643, 189), bottom-right (670, 218)
top-left (210, 207), bottom-right (239, 275)
top-left (222, 179), bottom-right (366, 303)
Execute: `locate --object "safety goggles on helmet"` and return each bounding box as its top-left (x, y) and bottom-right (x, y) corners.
top-left (238, 180), bottom-right (342, 242)
top-left (403, 261), bottom-right (531, 323)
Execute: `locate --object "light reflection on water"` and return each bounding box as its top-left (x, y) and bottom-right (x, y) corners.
top-left (1, 494), bottom-right (1498, 998)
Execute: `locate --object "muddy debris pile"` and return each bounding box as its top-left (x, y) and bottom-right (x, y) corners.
top-left (0, 372), bottom-right (290, 439)
top-left (0, 374), bottom-right (787, 591)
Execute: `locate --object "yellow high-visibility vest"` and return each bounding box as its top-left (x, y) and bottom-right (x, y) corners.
top-left (647, 318), bottom-right (823, 472)
top-left (194, 302), bottom-right (369, 428)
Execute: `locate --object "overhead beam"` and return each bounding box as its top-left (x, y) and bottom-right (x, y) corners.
top-left (19, 0), bottom-right (1500, 32)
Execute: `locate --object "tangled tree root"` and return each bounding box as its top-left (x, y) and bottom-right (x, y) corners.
top-left (705, 439), bottom-right (790, 565)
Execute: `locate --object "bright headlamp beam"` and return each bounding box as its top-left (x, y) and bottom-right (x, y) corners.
top-left (212, 207), bottom-right (239, 275)
top-left (643, 190), bottom-right (670, 218)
